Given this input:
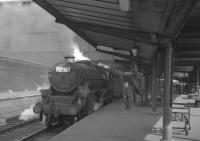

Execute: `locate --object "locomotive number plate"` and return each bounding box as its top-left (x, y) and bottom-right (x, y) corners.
top-left (56, 66), bottom-right (70, 73)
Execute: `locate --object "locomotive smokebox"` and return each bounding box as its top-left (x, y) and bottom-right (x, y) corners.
top-left (48, 60), bottom-right (110, 94)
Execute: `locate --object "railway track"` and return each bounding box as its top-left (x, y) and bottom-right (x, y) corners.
top-left (0, 118), bottom-right (45, 141)
top-left (16, 104), bottom-right (109, 141)
top-left (0, 100), bottom-right (105, 141)
top-left (0, 116), bottom-right (40, 134)
top-left (0, 115), bottom-right (71, 141)
top-left (18, 124), bottom-right (69, 141)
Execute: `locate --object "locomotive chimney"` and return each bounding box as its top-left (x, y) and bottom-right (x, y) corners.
top-left (64, 56), bottom-right (75, 62)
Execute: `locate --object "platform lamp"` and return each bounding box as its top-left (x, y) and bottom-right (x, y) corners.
top-left (130, 48), bottom-right (138, 83)
top-left (131, 48), bottom-right (137, 57)
top-left (119, 0), bottom-right (131, 12)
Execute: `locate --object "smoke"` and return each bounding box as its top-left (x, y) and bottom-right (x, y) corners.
top-left (97, 62), bottom-right (110, 69)
top-left (0, 2), bottom-right (74, 58)
top-left (0, 2), bottom-right (55, 36)
top-left (37, 82), bottom-right (50, 91)
top-left (19, 104), bottom-right (38, 121)
top-left (8, 89), bottom-right (13, 93)
top-left (0, 1), bottom-right (91, 63)
top-left (72, 43), bottom-right (90, 61)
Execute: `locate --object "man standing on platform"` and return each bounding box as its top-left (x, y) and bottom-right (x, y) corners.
top-left (123, 82), bottom-right (133, 110)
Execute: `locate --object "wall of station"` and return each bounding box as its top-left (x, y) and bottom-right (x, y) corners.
top-left (0, 65), bottom-right (48, 93)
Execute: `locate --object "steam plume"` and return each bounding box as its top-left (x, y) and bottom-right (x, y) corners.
top-left (37, 82), bottom-right (50, 91)
top-left (73, 43), bottom-right (90, 61)
top-left (19, 105), bottom-right (38, 121)
top-left (0, 1), bottom-right (91, 63)
top-left (97, 62), bottom-right (110, 68)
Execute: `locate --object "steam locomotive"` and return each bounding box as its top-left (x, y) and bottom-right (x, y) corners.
top-left (33, 59), bottom-right (122, 127)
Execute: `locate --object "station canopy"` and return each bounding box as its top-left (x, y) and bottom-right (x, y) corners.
top-left (33, 0), bottom-right (200, 79)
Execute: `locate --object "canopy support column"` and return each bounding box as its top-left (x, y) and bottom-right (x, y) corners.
top-left (197, 65), bottom-right (200, 98)
top-left (144, 72), bottom-right (151, 104)
top-left (161, 38), bottom-right (174, 141)
top-left (151, 53), bottom-right (157, 112)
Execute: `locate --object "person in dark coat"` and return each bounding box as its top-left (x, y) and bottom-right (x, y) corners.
top-left (123, 82), bottom-right (133, 110)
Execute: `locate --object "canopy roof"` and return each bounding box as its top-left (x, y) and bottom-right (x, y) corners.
top-left (33, 0), bottom-right (200, 74)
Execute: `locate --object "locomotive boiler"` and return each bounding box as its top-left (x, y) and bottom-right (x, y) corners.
top-left (33, 60), bottom-right (114, 127)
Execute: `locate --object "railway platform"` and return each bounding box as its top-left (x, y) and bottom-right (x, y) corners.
top-left (0, 91), bottom-right (40, 100)
top-left (49, 95), bottom-right (200, 141)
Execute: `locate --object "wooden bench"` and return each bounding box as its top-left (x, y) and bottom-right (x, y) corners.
top-left (172, 103), bottom-right (191, 135)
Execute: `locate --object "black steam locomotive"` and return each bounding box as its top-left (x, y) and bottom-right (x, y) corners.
top-left (33, 60), bottom-right (122, 127)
